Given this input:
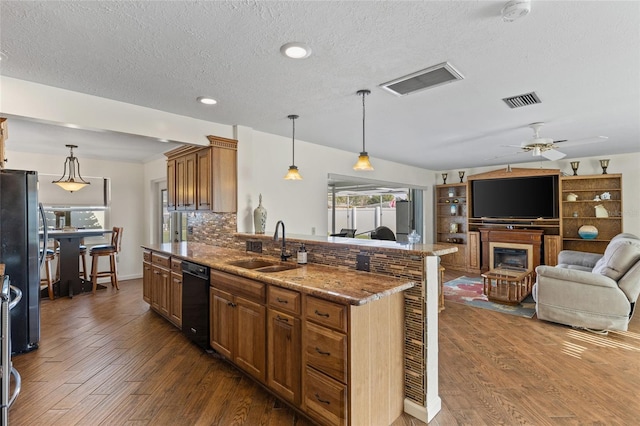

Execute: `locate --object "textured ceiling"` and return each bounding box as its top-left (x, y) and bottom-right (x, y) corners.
top-left (1, 1), bottom-right (639, 169)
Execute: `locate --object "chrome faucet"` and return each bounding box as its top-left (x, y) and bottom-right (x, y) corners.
top-left (274, 220), bottom-right (292, 261)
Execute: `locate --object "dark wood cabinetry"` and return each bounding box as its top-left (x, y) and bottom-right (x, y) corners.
top-left (169, 258), bottom-right (183, 327)
top-left (151, 253), bottom-right (171, 318)
top-left (166, 136), bottom-right (237, 213)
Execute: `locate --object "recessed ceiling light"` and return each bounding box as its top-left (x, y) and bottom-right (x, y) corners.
top-left (280, 42), bottom-right (312, 59)
top-left (197, 96), bottom-right (217, 105)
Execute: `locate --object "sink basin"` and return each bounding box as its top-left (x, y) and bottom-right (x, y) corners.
top-left (228, 259), bottom-right (275, 269)
top-left (253, 264), bottom-right (299, 273)
top-left (227, 259), bottom-right (299, 273)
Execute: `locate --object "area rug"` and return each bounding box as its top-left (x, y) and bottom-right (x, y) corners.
top-left (443, 276), bottom-right (536, 318)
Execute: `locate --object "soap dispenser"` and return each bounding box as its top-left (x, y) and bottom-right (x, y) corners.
top-left (297, 243), bottom-right (308, 265)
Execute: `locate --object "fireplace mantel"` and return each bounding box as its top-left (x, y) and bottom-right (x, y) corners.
top-left (479, 228), bottom-right (544, 273)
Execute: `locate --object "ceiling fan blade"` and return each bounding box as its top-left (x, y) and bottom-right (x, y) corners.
top-left (554, 136), bottom-right (608, 148)
top-left (542, 149), bottom-right (566, 161)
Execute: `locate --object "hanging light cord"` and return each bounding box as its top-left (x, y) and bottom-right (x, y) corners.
top-left (292, 115), bottom-right (296, 164)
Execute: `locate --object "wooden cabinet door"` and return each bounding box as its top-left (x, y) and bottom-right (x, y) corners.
top-left (268, 309), bottom-right (301, 404)
top-left (155, 266), bottom-right (171, 318)
top-left (210, 144), bottom-right (237, 212)
top-left (235, 296), bottom-right (266, 383)
top-left (175, 156), bottom-right (186, 210)
top-left (170, 272), bottom-right (182, 327)
top-left (210, 287), bottom-right (233, 359)
top-left (196, 148), bottom-right (211, 210)
top-left (166, 159), bottom-right (176, 210)
top-left (183, 153), bottom-right (197, 210)
top-left (143, 261), bottom-right (152, 303)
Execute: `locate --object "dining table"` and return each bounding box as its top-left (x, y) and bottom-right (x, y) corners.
top-left (46, 228), bottom-right (113, 298)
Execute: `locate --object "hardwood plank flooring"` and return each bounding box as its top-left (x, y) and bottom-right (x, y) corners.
top-left (9, 274), bottom-right (640, 425)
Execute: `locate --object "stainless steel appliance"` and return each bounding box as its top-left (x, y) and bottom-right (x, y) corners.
top-left (395, 199), bottom-right (413, 243)
top-left (1, 274), bottom-right (23, 424)
top-left (181, 261), bottom-right (210, 350)
top-left (0, 169), bottom-right (45, 354)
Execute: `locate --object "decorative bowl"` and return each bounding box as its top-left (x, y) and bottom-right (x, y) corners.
top-left (578, 225), bottom-right (599, 240)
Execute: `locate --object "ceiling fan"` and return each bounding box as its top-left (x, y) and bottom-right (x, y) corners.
top-left (501, 122), bottom-right (608, 161)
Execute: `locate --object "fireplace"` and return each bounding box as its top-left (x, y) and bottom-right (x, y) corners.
top-left (479, 228), bottom-right (544, 273)
top-left (489, 242), bottom-right (533, 271)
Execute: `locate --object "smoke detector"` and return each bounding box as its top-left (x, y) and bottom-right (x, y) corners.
top-left (501, 0), bottom-right (531, 22)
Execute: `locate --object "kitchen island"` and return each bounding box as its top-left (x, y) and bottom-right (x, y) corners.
top-left (142, 240), bottom-right (428, 425)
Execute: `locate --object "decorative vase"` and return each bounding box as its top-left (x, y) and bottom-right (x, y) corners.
top-left (578, 225), bottom-right (598, 240)
top-left (594, 205), bottom-right (609, 218)
top-left (253, 194), bottom-right (267, 234)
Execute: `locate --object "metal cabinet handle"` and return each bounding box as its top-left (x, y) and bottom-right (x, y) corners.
top-left (227, 301), bottom-right (236, 307)
top-left (315, 347), bottom-right (330, 356)
top-left (315, 393), bottom-right (330, 405)
top-left (276, 297), bottom-right (288, 304)
top-left (276, 315), bottom-right (289, 323)
top-left (314, 310), bottom-right (329, 318)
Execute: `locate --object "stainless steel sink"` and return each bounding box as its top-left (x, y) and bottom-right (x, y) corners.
top-left (227, 259), bottom-right (299, 273)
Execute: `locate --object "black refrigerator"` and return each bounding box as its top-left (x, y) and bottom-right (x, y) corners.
top-left (0, 169), bottom-right (43, 354)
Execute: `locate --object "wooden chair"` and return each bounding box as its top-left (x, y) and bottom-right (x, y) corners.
top-left (40, 249), bottom-right (56, 300)
top-left (89, 227), bottom-right (123, 294)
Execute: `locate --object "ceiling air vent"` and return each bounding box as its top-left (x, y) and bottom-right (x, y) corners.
top-left (379, 62), bottom-right (464, 96)
top-left (502, 92), bottom-right (541, 108)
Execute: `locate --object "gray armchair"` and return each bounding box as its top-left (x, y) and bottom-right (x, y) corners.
top-left (533, 233), bottom-right (640, 332)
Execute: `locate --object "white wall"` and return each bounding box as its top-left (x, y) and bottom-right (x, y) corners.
top-left (236, 129), bottom-right (436, 240)
top-left (436, 152), bottom-right (640, 237)
top-left (6, 150), bottom-right (145, 281)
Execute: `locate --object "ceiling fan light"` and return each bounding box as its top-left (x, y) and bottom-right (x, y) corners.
top-left (353, 152), bottom-right (374, 171)
top-left (533, 146), bottom-right (541, 156)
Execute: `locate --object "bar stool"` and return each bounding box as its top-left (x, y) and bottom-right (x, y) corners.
top-left (89, 227), bottom-right (123, 294)
top-left (40, 249), bottom-right (56, 300)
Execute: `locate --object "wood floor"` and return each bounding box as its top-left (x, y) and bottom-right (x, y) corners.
top-left (9, 274), bottom-right (640, 425)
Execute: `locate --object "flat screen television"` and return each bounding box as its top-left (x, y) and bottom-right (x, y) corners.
top-left (471, 175), bottom-right (559, 219)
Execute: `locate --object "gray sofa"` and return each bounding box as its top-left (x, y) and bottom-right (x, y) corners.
top-left (533, 233), bottom-right (640, 331)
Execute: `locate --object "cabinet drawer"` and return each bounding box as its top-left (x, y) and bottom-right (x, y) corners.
top-left (269, 286), bottom-right (301, 315)
top-left (305, 322), bottom-right (347, 383)
top-left (211, 269), bottom-right (266, 303)
top-left (143, 250), bottom-right (151, 262)
top-left (152, 253), bottom-right (171, 268)
top-left (305, 296), bottom-right (347, 332)
top-left (171, 258), bottom-right (183, 273)
top-left (305, 367), bottom-right (346, 426)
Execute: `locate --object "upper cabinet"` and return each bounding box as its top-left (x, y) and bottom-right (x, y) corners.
top-left (166, 136), bottom-right (238, 213)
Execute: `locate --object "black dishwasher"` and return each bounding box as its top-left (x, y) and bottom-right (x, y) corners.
top-left (181, 261), bottom-right (210, 350)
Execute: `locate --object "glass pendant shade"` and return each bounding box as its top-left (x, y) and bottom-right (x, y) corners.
top-left (284, 114), bottom-right (302, 180)
top-left (353, 89), bottom-right (374, 171)
top-left (52, 144), bottom-right (90, 192)
top-left (353, 152), bottom-right (374, 171)
top-left (284, 165), bottom-right (303, 180)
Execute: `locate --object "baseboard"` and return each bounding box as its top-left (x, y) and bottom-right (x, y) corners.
top-left (404, 396), bottom-right (442, 423)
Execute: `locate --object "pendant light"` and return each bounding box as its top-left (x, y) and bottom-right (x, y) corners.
top-left (353, 89), bottom-right (374, 171)
top-left (52, 144), bottom-right (90, 192)
top-left (284, 114), bottom-right (303, 180)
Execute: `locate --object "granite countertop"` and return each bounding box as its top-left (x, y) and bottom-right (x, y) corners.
top-left (235, 232), bottom-right (459, 257)
top-left (141, 242), bottom-right (416, 306)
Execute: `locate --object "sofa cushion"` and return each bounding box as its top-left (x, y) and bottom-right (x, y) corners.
top-left (592, 238), bottom-right (640, 281)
